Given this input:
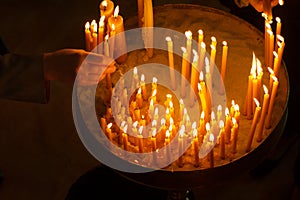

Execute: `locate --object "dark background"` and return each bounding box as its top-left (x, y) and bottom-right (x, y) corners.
top-left (0, 0), bottom-right (299, 199)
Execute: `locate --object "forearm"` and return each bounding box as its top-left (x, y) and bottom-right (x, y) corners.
top-left (0, 53), bottom-right (50, 103)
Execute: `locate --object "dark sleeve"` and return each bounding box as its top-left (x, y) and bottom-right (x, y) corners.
top-left (0, 53), bottom-right (50, 103)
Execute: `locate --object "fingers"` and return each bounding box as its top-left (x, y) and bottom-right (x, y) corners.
top-left (85, 52), bottom-right (116, 66)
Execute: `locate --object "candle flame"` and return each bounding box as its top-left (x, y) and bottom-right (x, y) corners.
top-left (193, 53), bottom-right (199, 63)
top-left (222, 41), bottom-right (227, 46)
top-left (183, 108), bottom-right (187, 115)
top-left (262, 13), bottom-right (267, 20)
top-left (272, 76), bottom-right (278, 82)
top-left (232, 117), bottom-right (237, 125)
top-left (256, 58), bottom-right (262, 73)
top-left (138, 126), bottom-right (143, 135)
top-left (201, 111), bottom-right (205, 120)
top-left (99, 16), bottom-right (105, 27)
top-left (198, 29), bottom-right (203, 35)
top-left (185, 30), bottom-right (192, 39)
top-left (263, 84), bottom-right (268, 94)
top-left (133, 67), bottom-right (137, 75)
top-left (225, 107), bottom-right (230, 116)
top-left (111, 24), bottom-right (115, 31)
top-left (266, 22), bottom-right (271, 29)
top-left (268, 67), bottom-right (274, 75)
top-left (179, 125), bottom-right (185, 138)
top-left (123, 125), bottom-right (128, 134)
top-left (251, 52), bottom-right (257, 74)
top-left (181, 46), bottom-right (187, 53)
top-left (114, 5), bottom-right (119, 18)
top-left (277, 34), bottom-right (284, 43)
top-left (85, 22), bottom-right (90, 30)
top-left (193, 128), bottom-right (198, 138)
top-left (231, 100), bottom-right (235, 107)
top-left (166, 107), bottom-right (170, 114)
top-left (141, 115), bottom-right (145, 120)
top-left (192, 121), bottom-right (197, 129)
top-left (209, 133), bottom-right (214, 142)
top-left (276, 17), bottom-right (281, 23)
top-left (199, 71), bottom-right (204, 81)
top-left (186, 115), bottom-right (190, 122)
top-left (205, 61), bottom-right (210, 74)
top-left (279, 0), bottom-right (284, 6)
top-left (133, 121), bottom-right (138, 128)
top-left (218, 105), bottom-right (222, 112)
top-left (152, 128), bottom-right (157, 137)
top-left (120, 121), bottom-right (126, 128)
top-left (166, 94), bottom-right (172, 99)
top-left (161, 118), bottom-right (166, 125)
top-left (152, 77), bottom-right (157, 84)
top-left (197, 83), bottom-right (201, 92)
top-left (267, 29), bottom-right (273, 36)
top-left (166, 130), bottom-right (170, 138)
top-left (169, 101), bottom-right (173, 108)
top-left (105, 34), bottom-right (109, 41)
top-left (170, 117), bottom-right (174, 125)
top-left (273, 51), bottom-right (278, 58)
top-left (211, 111), bottom-right (215, 121)
top-left (150, 98), bottom-right (154, 107)
top-left (201, 42), bottom-right (206, 49)
top-left (165, 36), bottom-right (172, 42)
top-left (234, 104), bottom-right (240, 112)
top-left (205, 122), bottom-right (210, 132)
top-left (137, 87), bottom-right (141, 94)
top-left (91, 19), bottom-right (97, 27)
top-left (210, 44), bottom-right (215, 51)
top-left (152, 119), bottom-right (157, 127)
top-left (101, 0), bottom-right (108, 7)
top-left (107, 123), bottom-right (112, 129)
top-left (180, 98), bottom-right (184, 105)
top-left (154, 107), bottom-right (158, 116)
top-left (254, 98), bottom-right (260, 107)
top-left (140, 74), bottom-right (145, 82)
top-left (152, 89), bottom-right (157, 97)
top-left (219, 120), bottom-right (224, 129)
top-left (205, 57), bottom-right (209, 68)
top-left (211, 36), bottom-right (216, 43)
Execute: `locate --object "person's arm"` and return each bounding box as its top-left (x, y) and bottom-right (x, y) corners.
top-left (234, 0), bottom-right (279, 12)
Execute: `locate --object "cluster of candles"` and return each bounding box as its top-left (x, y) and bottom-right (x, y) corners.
top-left (100, 66), bottom-right (242, 168)
top-left (84, 0), bottom-right (127, 63)
top-left (84, 1), bottom-right (285, 168)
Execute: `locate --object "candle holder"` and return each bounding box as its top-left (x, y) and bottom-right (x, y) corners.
top-left (75, 4), bottom-right (289, 199)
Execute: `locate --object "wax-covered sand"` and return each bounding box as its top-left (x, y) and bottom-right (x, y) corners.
top-left (86, 4), bottom-right (288, 171)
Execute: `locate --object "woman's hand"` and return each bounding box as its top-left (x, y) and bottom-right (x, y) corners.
top-left (43, 49), bottom-right (116, 85)
top-left (249, 0), bottom-right (279, 12)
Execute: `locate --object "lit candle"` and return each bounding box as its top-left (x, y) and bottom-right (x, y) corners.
top-left (230, 100), bottom-right (236, 117)
top-left (104, 34), bottom-right (110, 57)
top-left (137, 0), bottom-right (144, 27)
top-left (234, 104), bottom-right (240, 124)
top-left (231, 118), bottom-right (239, 154)
top-left (275, 17), bottom-right (281, 52)
top-left (149, 98), bottom-right (154, 118)
top-left (134, 109), bottom-right (141, 122)
top-left (192, 122), bottom-right (200, 167)
top-left (219, 120), bottom-right (225, 159)
top-left (165, 107), bottom-right (171, 124)
top-left (220, 41), bottom-right (228, 94)
top-left (209, 42), bottom-right (216, 76)
top-left (178, 125), bottom-right (185, 167)
top-left (151, 88), bottom-right (157, 104)
top-left (143, 0), bottom-right (154, 58)
top-left (198, 83), bottom-right (208, 122)
top-left (140, 74), bottom-right (147, 100)
top-left (109, 24), bottom-right (116, 57)
top-left (268, 67), bottom-right (275, 92)
top-left (97, 16), bottom-right (105, 54)
top-left (122, 88), bottom-right (128, 106)
top-left (217, 105), bottom-right (222, 122)
top-left (107, 5), bottom-right (127, 63)
top-left (132, 121), bottom-right (139, 145)
top-left (265, 76), bottom-right (279, 129)
top-left (151, 77), bottom-right (157, 92)
top-left (267, 29), bottom-right (274, 69)
top-left (224, 107), bottom-right (231, 144)
top-left (181, 47), bottom-right (188, 98)
top-left (100, 0), bottom-right (114, 22)
top-left (245, 61), bottom-right (254, 119)
top-left (252, 72), bottom-right (258, 114)
top-left (169, 101), bottom-right (174, 119)
top-left (256, 85), bottom-right (270, 142)
top-left (205, 57), bottom-right (212, 102)
top-left (132, 67), bottom-right (139, 90)
top-left (151, 128), bottom-right (157, 164)
top-left (246, 98), bottom-right (261, 152)
top-left (197, 29), bottom-right (204, 55)
top-left (136, 87), bottom-right (143, 108)
top-left (166, 36), bottom-right (176, 90)
top-left (138, 126), bottom-right (144, 153)
top-left (185, 30), bottom-right (193, 81)
top-left (198, 42), bottom-right (206, 72)
top-left (273, 51), bottom-right (279, 77)
top-left (256, 59), bottom-right (263, 100)
top-left (276, 36), bottom-right (285, 76)
top-left (263, 0), bottom-right (273, 21)
top-left (85, 22), bottom-right (92, 51)
top-left (106, 123), bottom-right (113, 142)
top-left (122, 125), bottom-right (129, 151)
top-left (154, 107), bottom-right (159, 121)
top-left (92, 22), bottom-right (98, 50)
top-left (209, 133), bottom-right (214, 168)
top-left (165, 130), bottom-right (171, 163)
top-left (190, 49), bottom-right (199, 107)
top-left (179, 99), bottom-right (184, 121)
